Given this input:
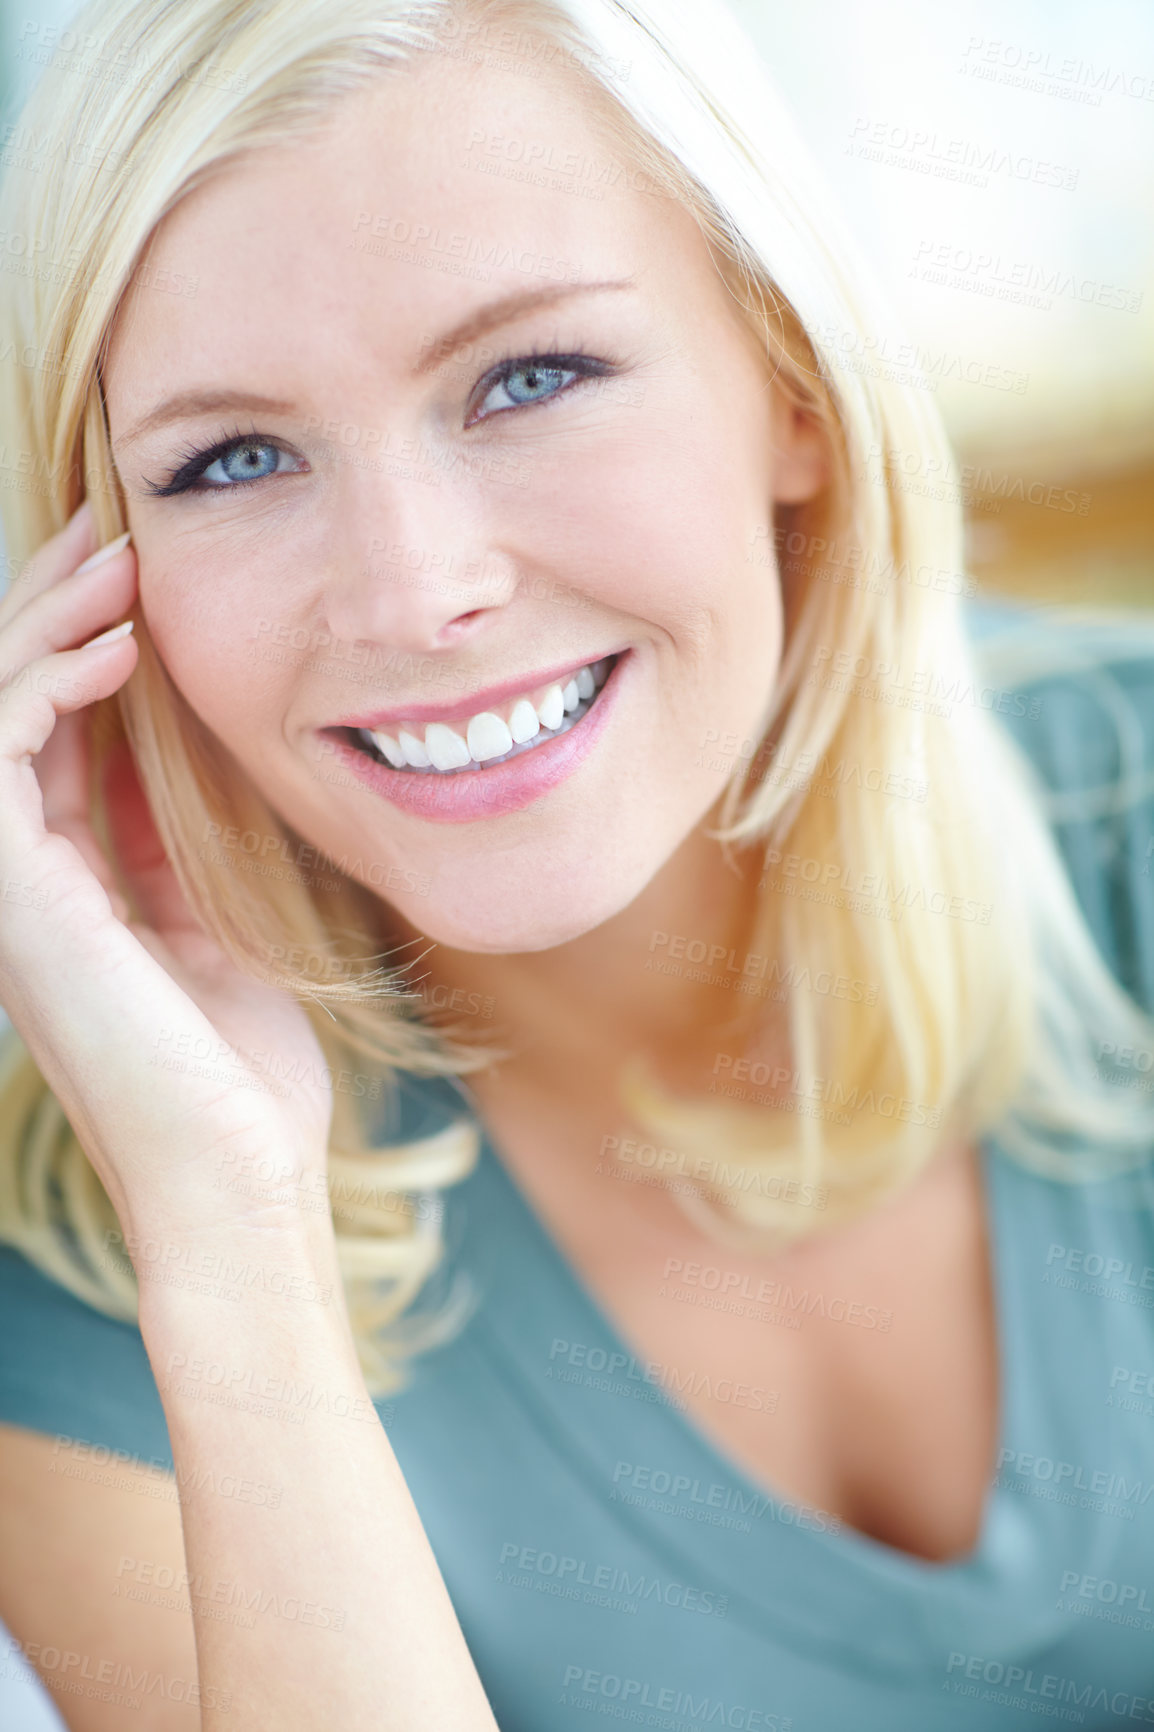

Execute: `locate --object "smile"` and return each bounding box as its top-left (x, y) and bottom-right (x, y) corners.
top-left (322, 650), bottom-right (630, 825)
top-left (343, 654), bottom-right (620, 774)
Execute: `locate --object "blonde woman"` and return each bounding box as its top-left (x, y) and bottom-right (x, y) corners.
top-left (1, 0), bottom-right (1153, 1726)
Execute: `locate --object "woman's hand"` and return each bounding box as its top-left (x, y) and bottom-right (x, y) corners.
top-left (0, 503), bottom-right (337, 1256)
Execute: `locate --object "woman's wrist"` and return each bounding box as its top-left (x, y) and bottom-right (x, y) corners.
top-left (130, 1208), bottom-right (348, 1335)
top-left (137, 1242), bottom-right (370, 1429)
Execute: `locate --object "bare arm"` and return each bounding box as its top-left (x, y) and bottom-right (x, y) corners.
top-left (135, 1223), bottom-right (498, 1732)
top-left (0, 1421), bottom-right (199, 1732)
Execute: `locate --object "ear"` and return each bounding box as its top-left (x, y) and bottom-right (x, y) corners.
top-left (769, 391), bottom-right (830, 505)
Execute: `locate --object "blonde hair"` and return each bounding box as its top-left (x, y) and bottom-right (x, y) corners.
top-left (1, 0), bottom-right (1152, 1391)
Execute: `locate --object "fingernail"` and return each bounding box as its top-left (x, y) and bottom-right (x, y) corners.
top-left (86, 619), bottom-right (135, 647)
top-left (75, 530), bottom-right (132, 575)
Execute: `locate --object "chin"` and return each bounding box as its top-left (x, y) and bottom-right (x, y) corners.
top-left (409, 864), bottom-right (655, 955)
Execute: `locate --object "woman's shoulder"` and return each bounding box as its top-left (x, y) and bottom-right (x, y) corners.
top-left (966, 596), bottom-right (1154, 1015)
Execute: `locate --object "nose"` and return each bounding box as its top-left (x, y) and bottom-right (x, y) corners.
top-left (319, 466), bottom-right (519, 654)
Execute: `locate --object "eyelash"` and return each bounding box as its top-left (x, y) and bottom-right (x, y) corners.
top-left (142, 423), bottom-right (288, 499)
top-left (142, 347), bottom-right (617, 498)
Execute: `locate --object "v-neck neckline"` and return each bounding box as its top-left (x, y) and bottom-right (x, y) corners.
top-left (471, 1120), bottom-right (1015, 1573)
top-left (453, 1118), bottom-right (1089, 1674)
top-left (381, 1068), bottom-right (1103, 1671)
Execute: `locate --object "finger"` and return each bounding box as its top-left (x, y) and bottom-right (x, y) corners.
top-left (0, 629), bottom-right (138, 846)
top-left (0, 537), bottom-right (136, 682)
top-left (0, 630), bottom-right (137, 935)
top-left (0, 500), bottom-right (97, 627)
top-left (0, 543), bottom-right (136, 699)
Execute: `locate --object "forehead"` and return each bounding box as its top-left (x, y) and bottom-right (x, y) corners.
top-left (104, 48), bottom-right (701, 406)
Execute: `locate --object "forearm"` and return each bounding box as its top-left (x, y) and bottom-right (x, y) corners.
top-left (137, 1226), bottom-right (498, 1732)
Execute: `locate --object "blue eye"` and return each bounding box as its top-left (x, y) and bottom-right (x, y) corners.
top-left (469, 351), bottom-right (613, 424)
top-left (482, 361), bottom-right (575, 412)
top-left (202, 440), bottom-right (287, 485)
top-left (145, 435), bottom-right (306, 498)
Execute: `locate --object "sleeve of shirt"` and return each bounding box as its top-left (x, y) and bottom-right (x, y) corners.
top-left (969, 598), bottom-right (1154, 1019)
top-left (0, 1038), bottom-right (471, 1463)
top-left (0, 1236), bottom-right (174, 1470)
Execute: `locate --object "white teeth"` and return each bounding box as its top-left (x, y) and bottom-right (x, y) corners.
top-left (424, 722), bottom-right (472, 771)
top-left (357, 655), bottom-right (618, 773)
top-left (537, 684), bottom-right (565, 730)
top-left (466, 712), bottom-right (513, 762)
top-left (398, 728), bottom-right (430, 768)
top-left (371, 730), bottom-right (406, 769)
top-left (509, 698), bottom-right (541, 744)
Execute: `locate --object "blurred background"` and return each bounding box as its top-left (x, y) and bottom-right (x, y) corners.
top-left (725, 0), bottom-right (1154, 609)
top-left (0, 0), bottom-right (1150, 1723)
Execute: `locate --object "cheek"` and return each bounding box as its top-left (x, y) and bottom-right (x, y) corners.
top-left (137, 548), bottom-right (287, 731)
top-left (533, 414), bottom-right (771, 639)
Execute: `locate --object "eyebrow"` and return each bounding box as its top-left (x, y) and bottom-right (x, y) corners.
top-left (116, 279), bottom-right (637, 449)
top-left (116, 390), bottom-right (298, 451)
top-left (413, 278), bottom-right (636, 373)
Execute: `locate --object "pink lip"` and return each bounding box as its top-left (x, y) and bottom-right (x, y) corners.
top-left (317, 650), bottom-right (630, 824)
top-left (332, 649), bottom-right (624, 731)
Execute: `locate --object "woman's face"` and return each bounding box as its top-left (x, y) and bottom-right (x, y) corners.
top-left (103, 45), bottom-right (827, 953)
